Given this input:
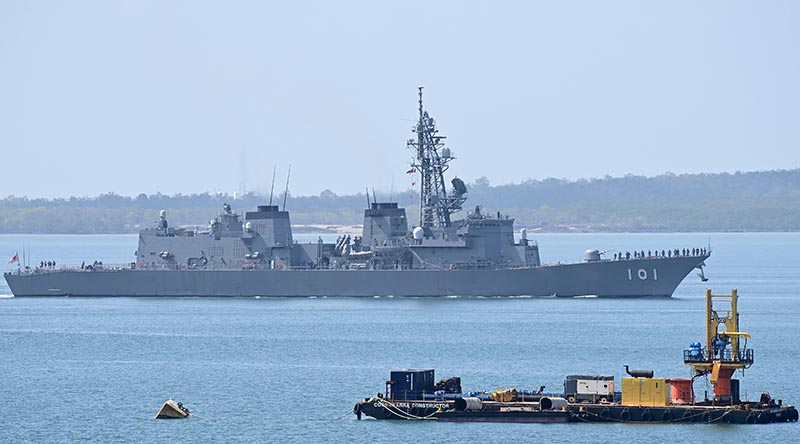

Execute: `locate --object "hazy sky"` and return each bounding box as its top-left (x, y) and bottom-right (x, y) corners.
top-left (1, 1), bottom-right (798, 198)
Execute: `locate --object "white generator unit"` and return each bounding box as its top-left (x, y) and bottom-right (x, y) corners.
top-left (564, 375), bottom-right (615, 403)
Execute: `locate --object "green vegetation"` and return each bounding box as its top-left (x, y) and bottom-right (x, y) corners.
top-left (1, 169), bottom-right (799, 233)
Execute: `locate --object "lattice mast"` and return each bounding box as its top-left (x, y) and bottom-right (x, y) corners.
top-left (407, 87), bottom-right (466, 228)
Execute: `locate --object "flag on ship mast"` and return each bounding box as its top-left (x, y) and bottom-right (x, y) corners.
top-left (8, 252), bottom-right (19, 264)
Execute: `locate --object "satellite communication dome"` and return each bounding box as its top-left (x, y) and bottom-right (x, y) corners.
top-left (412, 227), bottom-right (424, 240)
top-left (520, 228), bottom-right (528, 241)
top-left (159, 210), bottom-right (166, 218)
top-left (245, 222), bottom-right (253, 231)
top-left (441, 147), bottom-right (451, 158)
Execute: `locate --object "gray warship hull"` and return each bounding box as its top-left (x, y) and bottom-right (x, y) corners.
top-left (4, 89), bottom-right (711, 298)
top-left (4, 255), bottom-right (707, 297)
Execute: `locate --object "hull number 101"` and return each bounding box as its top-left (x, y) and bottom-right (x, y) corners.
top-left (628, 268), bottom-right (658, 281)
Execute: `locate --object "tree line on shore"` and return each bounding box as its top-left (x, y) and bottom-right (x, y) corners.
top-left (1, 168), bottom-right (798, 233)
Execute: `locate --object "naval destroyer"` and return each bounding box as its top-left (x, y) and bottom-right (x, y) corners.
top-left (4, 89), bottom-right (709, 297)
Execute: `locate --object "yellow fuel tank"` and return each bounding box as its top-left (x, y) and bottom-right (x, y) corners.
top-left (622, 378), bottom-right (671, 406)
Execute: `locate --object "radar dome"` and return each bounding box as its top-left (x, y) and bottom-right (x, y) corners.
top-left (412, 227), bottom-right (424, 240)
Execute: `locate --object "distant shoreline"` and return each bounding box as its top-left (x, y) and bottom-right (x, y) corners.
top-left (2, 168), bottom-right (799, 233)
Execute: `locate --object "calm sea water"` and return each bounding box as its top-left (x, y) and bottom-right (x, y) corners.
top-left (1, 233), bottom-right (798, 443)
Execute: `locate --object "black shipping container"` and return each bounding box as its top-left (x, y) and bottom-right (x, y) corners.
top-left (389, 369), bottom-right (435, 400)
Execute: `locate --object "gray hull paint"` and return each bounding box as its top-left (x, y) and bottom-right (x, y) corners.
top-left (4, 255), bottom-right (707, 297)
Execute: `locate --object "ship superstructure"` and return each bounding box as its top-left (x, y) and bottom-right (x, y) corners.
top-left (134, 88), bottom-right (540, 275)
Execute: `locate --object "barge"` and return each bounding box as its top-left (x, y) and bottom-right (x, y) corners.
top-left (357, 395), bottom-right (796, 424)
top-left (354, 290), bottom-right (799, 424)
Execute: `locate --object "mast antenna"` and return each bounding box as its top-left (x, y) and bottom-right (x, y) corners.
top-left (282, 165), bottom-right (291, 211)
top-left (268, 165), bottom-right (277, 206)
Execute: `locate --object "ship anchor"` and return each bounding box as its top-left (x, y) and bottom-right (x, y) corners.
top-left (696, 264), bottom-right (709, 282)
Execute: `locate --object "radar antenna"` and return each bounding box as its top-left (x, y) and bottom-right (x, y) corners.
top-left (407, 87), bottom-right (467, 228)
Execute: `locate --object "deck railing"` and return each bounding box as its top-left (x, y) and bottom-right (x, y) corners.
top-left (683, 347), bottom-right (754, 365)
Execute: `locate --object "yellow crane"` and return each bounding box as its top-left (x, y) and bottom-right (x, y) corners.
top-left (683, 289), bottom-right (753, 403)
